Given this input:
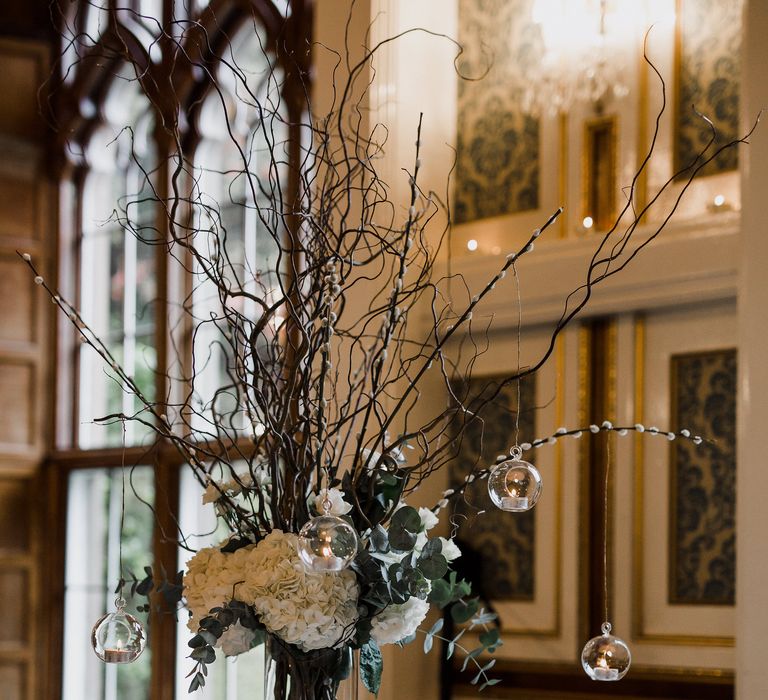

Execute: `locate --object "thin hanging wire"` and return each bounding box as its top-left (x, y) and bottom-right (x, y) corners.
top-left (512, 261), bottom-right (523, 451)
top-left (603, 430), bottom-right (611, 626)
top-left (117, 418), bottom-right (127, 608)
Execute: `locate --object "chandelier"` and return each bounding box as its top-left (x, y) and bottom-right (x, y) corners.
top-left (523, 0), bottom-right (632, 116)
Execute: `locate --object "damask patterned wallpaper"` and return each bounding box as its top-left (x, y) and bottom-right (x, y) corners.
top-left (670, 349), bottom-right (736, 605)
top-left (450, 376), bottom-right (536, 601)
top-left (675, 0), bottom-right (742, 177)
top-left (454, 0), bottom-right (540, 223)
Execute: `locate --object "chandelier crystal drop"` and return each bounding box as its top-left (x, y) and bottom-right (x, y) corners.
top-left (581, 622), bottom-right (631, 681)
top-left (487, 449), bottom-right (543, 512)
top-left (91, 597), bottom-right (147, 664)
top-left (297, 508), bottom-right (358, 572)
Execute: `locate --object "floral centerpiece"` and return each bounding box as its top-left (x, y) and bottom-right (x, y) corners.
top-left (182, 459), bottom-right (497, 697)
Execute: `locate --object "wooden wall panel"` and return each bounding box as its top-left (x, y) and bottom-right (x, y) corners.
top-left (0, 256), bottom-right (35, 343)
top-left (0, 361), bottom-right (35, 447)
top-left (0, 480), bottom-right (30, 551)
top-left (0, 570), bottom-right (29, 644)
top-left (0, 35), bottom-right (52, 700)
top-left (0, 46), bottom-right (48, 141)
top-left (0, 174), bottom-right (39, 241)
top-left (0, 662), bottom-right (25, 700)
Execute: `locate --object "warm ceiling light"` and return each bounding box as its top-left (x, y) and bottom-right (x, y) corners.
top-left (467, 239), bottom-right (478, 251)
top-left (583, 216), bottom-right (594, 229)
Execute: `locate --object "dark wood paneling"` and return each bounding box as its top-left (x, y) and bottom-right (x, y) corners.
top-left (0, 480), bottom-right (31, 552)
top-left (0, 569), bottom-right (29, 644)
top-left (0, 661), bottom-right (26, 700)
top-left (0, 0), bottom-right (54, 43)
top-left (0, 361), bottom-right (35, 447)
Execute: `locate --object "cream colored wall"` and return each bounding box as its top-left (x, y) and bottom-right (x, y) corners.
top-left (737, 1), bottom-right (768, 698)
top-left (315, 0), bottom-right (758, 696)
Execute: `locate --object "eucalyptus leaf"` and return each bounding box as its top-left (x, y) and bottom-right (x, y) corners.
top-left (388, 506), bottom-right (421, 552)
top-left (451, 598), bottom-right (479, 624)
top-left (460, 646), bottom-right (484, 673)
top-left (428, 618), bottom-right (444, 636)
top-left (417, 552), bottom-right (448, 580)
top-left (428, 579), bottom-right (451, 606)
top-left (479, 628), bottom-right (500, 649)
top-left (360, 640), bottom-right (383, 695)
top-left (370, 525), bottom-right (389, 552)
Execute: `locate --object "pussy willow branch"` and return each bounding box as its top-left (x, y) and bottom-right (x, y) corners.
top-left (429, 422), bottom-right (711, 516)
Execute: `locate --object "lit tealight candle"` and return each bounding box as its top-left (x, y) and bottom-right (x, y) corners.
top-left (592, 653), bottom-right (619, 681)
top-left (312, 554), bottom-right (346, 571)
top-left (103, 641), bottom-right (133, 664)
top-left (501, 495), bottom-right (529, 511)
top-left (591, 665), bottom-right (619, 681)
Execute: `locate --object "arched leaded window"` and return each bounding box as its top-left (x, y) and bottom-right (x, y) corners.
top-left (50, 3), bottom-right (310, 699)
top-left (78, 69), bottom-right (157, 448)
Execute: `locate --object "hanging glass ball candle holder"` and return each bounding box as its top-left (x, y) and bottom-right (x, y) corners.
top-left (91, 596), bottom-right (147, 664)
top-left (297, 496), bottom-right (358, 572)
top-left (581, 622), bottom-right (631, 681)
top-left (487, 447), bottom-right (542, 512)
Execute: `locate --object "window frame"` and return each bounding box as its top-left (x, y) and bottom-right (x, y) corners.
top-left (46, 2), bottom-right (311, 698)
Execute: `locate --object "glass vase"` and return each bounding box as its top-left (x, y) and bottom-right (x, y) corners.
top-left (264, 636), bottom-right (359, 700)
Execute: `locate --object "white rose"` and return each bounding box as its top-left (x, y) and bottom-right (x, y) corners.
top-left (418, 507), bottom-right (439, 531)
top-left (311, 487), bottom-right (353, 516)
top-left (217, 622), bottom-right (257, 656)
top-left (370, 596), bottom-right (430, 645)
top-left (439, 537), bottom-right (461, 562)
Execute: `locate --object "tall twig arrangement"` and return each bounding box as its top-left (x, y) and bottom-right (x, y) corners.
top-left (32, 3), bottom-right (756, 539)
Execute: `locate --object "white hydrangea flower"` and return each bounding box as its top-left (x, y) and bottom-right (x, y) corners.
top-left (310, 487), bottom-right (353, 516)
top-left (217, 621), bottom-right (257, 656)
top-left (370, 596), bottom-right (430, 645)
top-left (183, 530), bottom-right (359, 652)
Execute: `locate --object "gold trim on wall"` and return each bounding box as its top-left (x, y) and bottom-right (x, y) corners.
top-left (631, 315), bottom-right (734, 647)
top-left (672, 0), bottom-right (684, 177)
top-left (635, 43), bottom-right (649, 217)
top-left (558, 113), bottom-right (569, 239)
